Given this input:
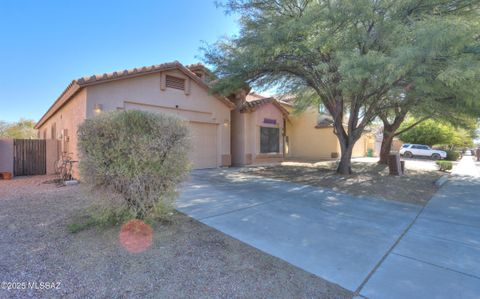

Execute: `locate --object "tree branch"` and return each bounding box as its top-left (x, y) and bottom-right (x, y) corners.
top-left (394, 117), bottom-right (429, 136)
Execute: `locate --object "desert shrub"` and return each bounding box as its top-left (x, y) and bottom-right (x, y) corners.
top-left (445, 150), bottom-right (461, 161)
top-left (436, 161), bottom-right (453, 172)
top-left (77, 110), bottom-right (191, 219)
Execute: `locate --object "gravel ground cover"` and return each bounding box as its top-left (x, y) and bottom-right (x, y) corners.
top-left (0, 175), bottom-right (352, 299)
top-left (244, 160), bottom-right (442, 205)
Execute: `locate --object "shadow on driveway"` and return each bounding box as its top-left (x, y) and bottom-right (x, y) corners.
top-left (177, 169), bottom-right (421, 292)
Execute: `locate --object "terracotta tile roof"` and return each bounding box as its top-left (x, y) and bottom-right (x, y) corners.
top-left (274, 94), bottom-right (296, 106)
top-left (241, 97), bottom-right (274, 110)
top-left (76, 61), bottom-right (179, 85)
top-left (35, 61), bottom-right (234, 129)
top-left (185, 63), bottom-right (211, 73)
top-left (240, 93), bottom-right (289, 116)
top-left (315, 117), bottom-right (334, 128)
top-left (245, 92), bottom-right (267, 102)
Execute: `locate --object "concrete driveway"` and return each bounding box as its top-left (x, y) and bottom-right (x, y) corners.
top-left (178, 157), bottom-right (480, 297)
top-left (177, 169), bottom-right (422, 292)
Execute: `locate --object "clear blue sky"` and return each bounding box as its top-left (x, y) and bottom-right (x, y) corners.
top-left (0, 0), bottom-right (238, 122)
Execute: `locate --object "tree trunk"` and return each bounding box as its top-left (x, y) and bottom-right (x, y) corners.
top-left (378, 113), bottom-right (426, 165)
top-left (378, 133), bottom-right (394, 165)
top-left (378, 112), bottom-right (407, 165)
top-left (328, 95), bottom-right (364, 175)
top-left (337, 143), bottom-right (354, 174)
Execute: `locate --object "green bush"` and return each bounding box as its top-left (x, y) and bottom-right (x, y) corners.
top-left (445, 150), bottom-right (460, 161)
top-left (436, 161), bottom-right (453, 172)
top-left (77, 110), bottom-right (191, 220)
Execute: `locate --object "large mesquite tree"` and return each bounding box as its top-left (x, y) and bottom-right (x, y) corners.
top-left (204, 0), bottom-right (480, 174)
top-left (376, 12), bottom-right (480, 164)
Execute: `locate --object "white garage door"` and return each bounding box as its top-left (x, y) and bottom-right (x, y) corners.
top-left (189, 122), bottom-right (218, 169)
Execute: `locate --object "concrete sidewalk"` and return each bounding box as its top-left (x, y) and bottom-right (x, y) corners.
top-left (452, 155), bottom-right (480, 177)
top-left (361, 156), bottom-right (480, 298)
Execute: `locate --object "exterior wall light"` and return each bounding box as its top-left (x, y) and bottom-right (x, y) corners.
top-left (93, 104), bottom-right (103, 114)
top-left (224, 119), bottom-right (229, 127)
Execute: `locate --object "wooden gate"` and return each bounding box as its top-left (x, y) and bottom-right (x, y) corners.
top-left (13, 139), bottom-right (46, 176)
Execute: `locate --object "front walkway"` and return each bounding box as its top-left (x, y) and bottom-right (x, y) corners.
top-left (361, 156), bottom-right (480, 298)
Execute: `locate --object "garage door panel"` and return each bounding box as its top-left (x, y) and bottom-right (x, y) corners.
top-left (189, 123), bottom-right (218, 169)
top-left (124, 102), bottom-right (218, 170)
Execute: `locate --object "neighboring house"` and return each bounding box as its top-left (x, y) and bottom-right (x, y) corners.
top-left (35, 61), bottom-right (235, 175)
top-left (35, 61), bottom-right (373, 177)
top-left (278, 97), bottom-right (374, 161)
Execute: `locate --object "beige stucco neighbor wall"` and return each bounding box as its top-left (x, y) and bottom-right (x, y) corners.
top-left (285, 108), bottom-right (339, 160)
top-left (86, 70), bottom-right (231, 168)
top-left (352, 135), bottom-right (367, 157)
top-left (353, 133), bottom-right (376, 157)
top-left (0, 139), bottom-right (14, 174)
top-left (284, 106), bottom-right (373, 160)
top-left (37, 89), bottom-right (87, 178)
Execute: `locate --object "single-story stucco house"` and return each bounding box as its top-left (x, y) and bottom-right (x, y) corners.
top-left (35, 62), bottom-right (236, 175)
top-left (277, 98), bottom-right (375, 160)
top-left (35, 61), bottom-right (373, 176)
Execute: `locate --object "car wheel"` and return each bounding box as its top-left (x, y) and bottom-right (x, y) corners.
top-left (431, 153), bottom-right (441, 160)
top-left (404, 151), bottom-right (413, 158)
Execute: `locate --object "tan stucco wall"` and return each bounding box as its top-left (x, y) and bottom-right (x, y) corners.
top-left (231, 102), bottom-right (285, 166)
top-left (283, 106), bottom-right (373, 160)
top-left (286, 108), bottom-right (339, 160)
top-left (86, 70), bottom-right (231, 168)
top-left (37, 89), bottom-right (87, 178)
top-left (0, 139), bottom-right (14, 174)
top-left (45, 139), bottom-right (60, 175)
top-left (231, 108), bottom-right (247, 166)
top-left (352, 134), bottom-right (367, 157)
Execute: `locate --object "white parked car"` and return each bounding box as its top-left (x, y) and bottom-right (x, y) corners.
top-left (399, 144), bottom-right (447, 160)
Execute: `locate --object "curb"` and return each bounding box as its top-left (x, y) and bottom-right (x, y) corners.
top-left (435, 174), bottom-right (449, 187)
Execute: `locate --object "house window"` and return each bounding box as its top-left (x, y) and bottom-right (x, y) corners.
top-left (260, 127), bottom-right (280, 153)
top-left (165, 75), bottom-right (185, 90)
